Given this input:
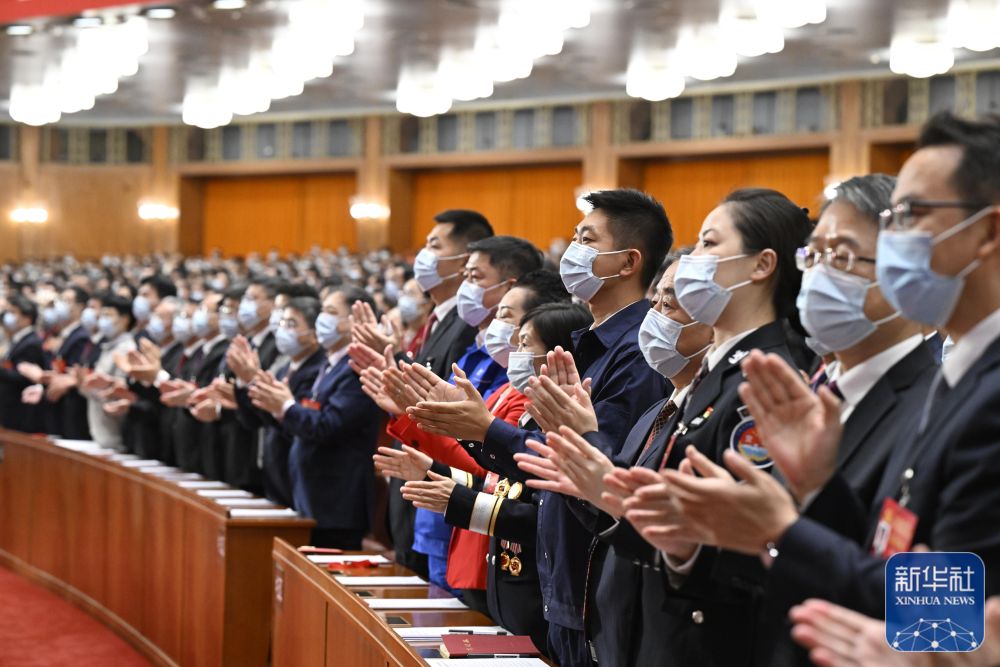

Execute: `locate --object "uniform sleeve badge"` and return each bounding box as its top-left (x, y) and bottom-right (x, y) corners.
top-left (729, 405), bottom-right (773, 468)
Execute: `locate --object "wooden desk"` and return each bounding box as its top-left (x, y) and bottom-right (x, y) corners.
top-left (0, 429), bottom-right (315, 667)
top-left (272, 539), bottom-right (498, 667)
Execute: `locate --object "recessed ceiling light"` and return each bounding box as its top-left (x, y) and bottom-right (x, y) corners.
top-left (213, 0), bottom-right (247, 9)
top-left (5, 24), bottom-right (33, 36)
top-left (72, 16), bottom-right (103, 28)
top-left (145, 6), bottom-right (177, 19)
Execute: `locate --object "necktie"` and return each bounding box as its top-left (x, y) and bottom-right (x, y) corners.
top-left (417, 312), bottom-right (438, 357)
top-left (641, 399), bottom-right (678, 455)
top-left (310, 361), bottom-right (331, 396)
top-left (827, 379), bottom-right (845, 401)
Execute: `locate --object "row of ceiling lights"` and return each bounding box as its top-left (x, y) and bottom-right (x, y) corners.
top-left (3, 0), bottom-right (1000, 125)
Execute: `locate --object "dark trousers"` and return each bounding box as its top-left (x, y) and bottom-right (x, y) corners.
top-left (310, 528), bottom-right (364, 551)
top-left (460, 588), bottom-right (491, 617)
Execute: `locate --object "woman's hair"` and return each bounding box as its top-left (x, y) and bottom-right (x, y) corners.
top-left (519, 302), bottom-right (593, 353)
top-left (721, 188), bottom-right (814, 334)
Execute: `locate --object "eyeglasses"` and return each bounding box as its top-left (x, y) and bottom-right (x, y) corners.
top-left (879, 200), bottom-right (990, 231)
top-left (795, 246), bottom-right (876, 273)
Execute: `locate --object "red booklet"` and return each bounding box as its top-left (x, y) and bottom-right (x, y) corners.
top-left (439, 634), bottom-right (540, 658)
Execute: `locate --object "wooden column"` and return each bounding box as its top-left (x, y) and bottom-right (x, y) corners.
top-left (828, 81), bottom-right (869, 184)
top-left (150, 126), bottom-right (179, 254)
top-left (355, 117), bottom-right (391, 251)
top-left (582, 102), bottom-right (619, 192)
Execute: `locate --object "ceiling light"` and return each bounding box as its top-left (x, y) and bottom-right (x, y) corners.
top-left (677, 29), bottom-right (737, 81)
top-left (73, 16), bottom-right (103, 28)
top-left (213, 0), bottom-right (247, 9)
top-left (753, 0), bottom-right (827, 29)
top-left (947, 0), bottom-right (1000, 52)
top-left (889, 36), bottom-right (955, 78)
top-left (145, 7), bottom-right (177, 20)
top-left (6, 24), bottom-right (33, 36)
top-left (722, 11), bottom-right (784, 57)
top-left (10, 207), bottom-right (49, 224)
top-left (626, 51), bottom-right (686, 101)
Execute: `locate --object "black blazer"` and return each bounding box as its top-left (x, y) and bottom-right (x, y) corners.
top-left (769, 333), bottom-right (1000, 622)
top-left (0, 331), bottom-right (47, 433)
top-left (47, 324), bottom-right (93, 439)
top-left (122, 341), bottom-right (184, 460)
top-left (173, 339), bottom-right (229, 475)
top-left (388, 305), bottom-right (477, 575)
top-left (587, 321), bottom-right (795, 667)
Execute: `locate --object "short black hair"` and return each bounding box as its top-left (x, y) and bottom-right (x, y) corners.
top-left (101, 292), bottom-right (137, 330)
top-left (278, 282), bottom-right (320, 299)
top-left (513, 269), bottom-right (571, 312)
top-left (286, 296), bottom-right (321, 331)
top-left (248, 276), bottom-right (280, 299)
top-left (334, 284), bottom-right (377, 317)
top-left (7, 293), bottom-right (37, 325)
top-left (224, 285), bottom-right (247, 302)
top-left (435, 209), bottom-right (494, 248)
top-left (821, 174), bottom-right (897, 226)
top-left (140, 274), bottom-right (177, 299)
top-left (520, 302), bottom-right (593, 353)
top-left (67, 285), bottom-right (91, 306)
top-left (467, 235), bottom-right (543, 282)
top-left (722, 188), bottom-right (813, 335)
top-left (585, 188), bottom-right (672, 288)
top-left (918, 112), bottom-right (1000, 205)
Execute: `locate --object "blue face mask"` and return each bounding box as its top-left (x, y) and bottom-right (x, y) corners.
top-left (3, 311), bottom-right (19, 330)
top-left (54, 300), bottom-right (72, 324)
top-left (192, 309), bottom-right (212, 338)
top-left (674, 253), bottom-right (752, 326)
top-left (147, 315), bottom-right (168, 344)
top-left (98, 315), bottom-right (120, 340)
top-left (81, 307), bottom-right (98, 331)
top-left (268, 309), bottom-right (283, 333)
top-left (383, 280), bottom-right (401, 301)
top-left (132, 295), bottom-right (152, 321)
top-left (172, 316), bottom-right (193, 343)
top-left (796, 264), bottom-right (899, 353)
top-left (315, 312), bottom-right (342, 349)
top-left (238, 299), bottom-right (261, 329)
top-left (396, 295), bottom-right (422, 324)
top-left (413, 248), bottom-right (466, 292)
top-left (876, 206), bottom-right (991, 328)
top-left (42, 306), bottom-right (60, 328)
top-left (559, 242), bottom-right (630, 302)
top-left (275, 327), bottom-right (306, 357)
top-left (220, 314), bottom-right (240, 339)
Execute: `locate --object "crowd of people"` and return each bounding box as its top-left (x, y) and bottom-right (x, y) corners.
top-left (2, 111), bottom-right (999, 666)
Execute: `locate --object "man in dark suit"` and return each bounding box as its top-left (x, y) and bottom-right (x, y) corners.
top-left (233, 296), bottom-right (325, 507)
top-left (0, 294), bottom-right (47, 433)
top-left (250, 286), bottom-right (383, 549)
top-left (350, 210), bottom-right (491, 574)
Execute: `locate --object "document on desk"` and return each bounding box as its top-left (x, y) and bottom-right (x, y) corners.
top-left (365, 598), bottom-right (468, 610)
top-left (425, 660), bottom-right (547, 666)
top-left (119, 459), bottom-right (162, 468)
top-left (394, 626), bottom-right (508, 642)
top-left (213, 497), bottom-right (275, 507)
top-left (51, 439), bottom-right (105, 453)
top-left (139, 466), bottom-right (180, 474)
top-left (197, 489), bottom-right (253, 498)
top-left (334, 576), bottom-right (426, 587)
top-left (228, 508), bottom-right (299, 518)
top-left (307, 554), bottom-right (390, 565)
top-left (177, 480), bottom-right (229, 489)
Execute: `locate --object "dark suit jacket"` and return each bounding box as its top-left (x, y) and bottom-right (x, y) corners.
top-left (174, 339), bottom-right (229, 475)
top-left (235, 347), bottom-right (326, 508)
top-left (46, 324), bottom-right (92, 439)
top-left (769, 334), bottom-right (1000, 623)
top-left (388, 306), bottom-right (477, 573)
top-left (587, 321), bottom-right (795, 667)
top-left (123, 341), bottom-right (184, 460)
top-left (0, 331), bottom-right (47, 433)
top-left (282, 354), bottom-right (382, 531)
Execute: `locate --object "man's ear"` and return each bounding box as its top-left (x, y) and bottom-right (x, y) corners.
top-left (619, 248), bottom-right (643, 279)
top-left (976, 206), bottom-right (1000, 261)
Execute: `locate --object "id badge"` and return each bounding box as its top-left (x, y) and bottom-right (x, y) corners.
top-left (53, 358), bottom-right (67, 374)
top-left (300, 397), bottom-right (321, 410)
top-left (871, 497), bottom-right (918, 558)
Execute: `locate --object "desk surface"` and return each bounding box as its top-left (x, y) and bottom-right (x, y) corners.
top-left (272, 539), bottom-right (502, 667)
top-left (0, 429), bottom-right (314, 667)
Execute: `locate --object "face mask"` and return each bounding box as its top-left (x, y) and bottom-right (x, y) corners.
top-left (98, 315), bottom-right (120, 340)
top-left (268, 309), bottom-right (283, 333)
top-left (413, 248), bottom-right (465, 292)
top-left (796, 263), bottom-right (899, 353)
top-left (192, 309), bottom-right (212, 338)
top-left (876, 207), bottom-right (991, 328)
top-left (54, 300), bottom-right (72, 323)
top-left (638, 308), bottom-right (710, 379)
top-left (383, 280), bottom-right (401, 301)
top-left (220, 314), bottom-right (240, 339)
top-left (3, 311), bottom-right (18, 330)
top-left (315, 312), bottom-right (342, 349)
top-left (805, 335), bottom-right (833, 358)
top-left (42, 306), bottom-right (60, 328)
top-left (674, 254), bottom-right (752, 326)
top-left (484, 319), bottom-right (517, 368)
top-left (132, 295), bottom-right (152, 321)
top-left (190, 290), bottom-right (205, 302)
top-left (172, 316), bottom-right (193, 343)
top-left (397, 295), bottom-right (422, 324)
top-left (209, 278), bottom-right (225, 291)
top-left (457, 281), bottom-right (505, 327)
top-left (238, 299), bottom-right (261, 329)
top-left (559, 242), bottom-right (630, 302)
top-left (147, 315), bottom-right (168, 344)
top-left (507, 351), bottom-right (544, 392)
top-left (81, 307), bottom-right (98, 331)
top-left (275, 327), bottom-right (306, 357)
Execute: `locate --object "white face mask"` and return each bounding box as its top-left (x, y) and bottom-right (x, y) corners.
top-left (559, 242), bottom-right (630, 302)
top-left (638, 308), bottom-right (710, 379)
top-left (507, 351), bottom-right (544, 393)
top-left (674, 253), bottom-right (752, 326)
top-left (796, 263), bottom-right (899, 353)
top-left (457, 281), bottom-right (506, 327)
top-left (413, 248), bottom-right (466, 292)
top-left (484, 319), bottom-right (517, 368)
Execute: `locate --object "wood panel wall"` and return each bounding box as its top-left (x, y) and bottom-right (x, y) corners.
top-left (407, 163), bottom-right (583, 250)
top-left (869, 142), bottom-right (914, 177)
top-left (200, 173), bottom-right (357, 256)
top-left (637, 149), bottom-right (831, 247)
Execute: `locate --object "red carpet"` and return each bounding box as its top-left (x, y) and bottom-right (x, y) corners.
top-left (0, 566), bottom-right (149, 667)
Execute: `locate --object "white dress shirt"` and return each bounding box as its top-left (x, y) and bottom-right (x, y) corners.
top-left (829, 333), bottom-right (924, 423)
top-left (942, 307), bottom-right (1000, 388)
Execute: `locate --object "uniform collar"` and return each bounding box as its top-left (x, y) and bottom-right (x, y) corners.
top-left (943, 306), bottom-right (1000, 388)
top-left (706, 327), bottom-right (758, 372)
top-left (576, 299), bottom-right (649, 348)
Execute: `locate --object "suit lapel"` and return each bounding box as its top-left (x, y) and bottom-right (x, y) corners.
top-left (620, 398), bottom-right (670, 467)
top-left (837, 380), bottom-right (896, 470)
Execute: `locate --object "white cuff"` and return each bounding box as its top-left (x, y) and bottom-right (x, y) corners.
top-left (469, 492), bottom-right (502, 536)
top-left (152, 369), bottom-right (170, 389)
top-left (280, 398), bottom-right (295, 416)
top-left (450, 467), bottom-right (473, 488)
top-left (663, 544), bottom-right (702, 575)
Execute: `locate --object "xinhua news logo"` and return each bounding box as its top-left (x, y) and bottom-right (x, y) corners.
top-left (885, 552), bottom-right (985, 652)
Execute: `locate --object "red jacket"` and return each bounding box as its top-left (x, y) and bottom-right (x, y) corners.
top-left (386, 383), bottom-right (528, 590)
